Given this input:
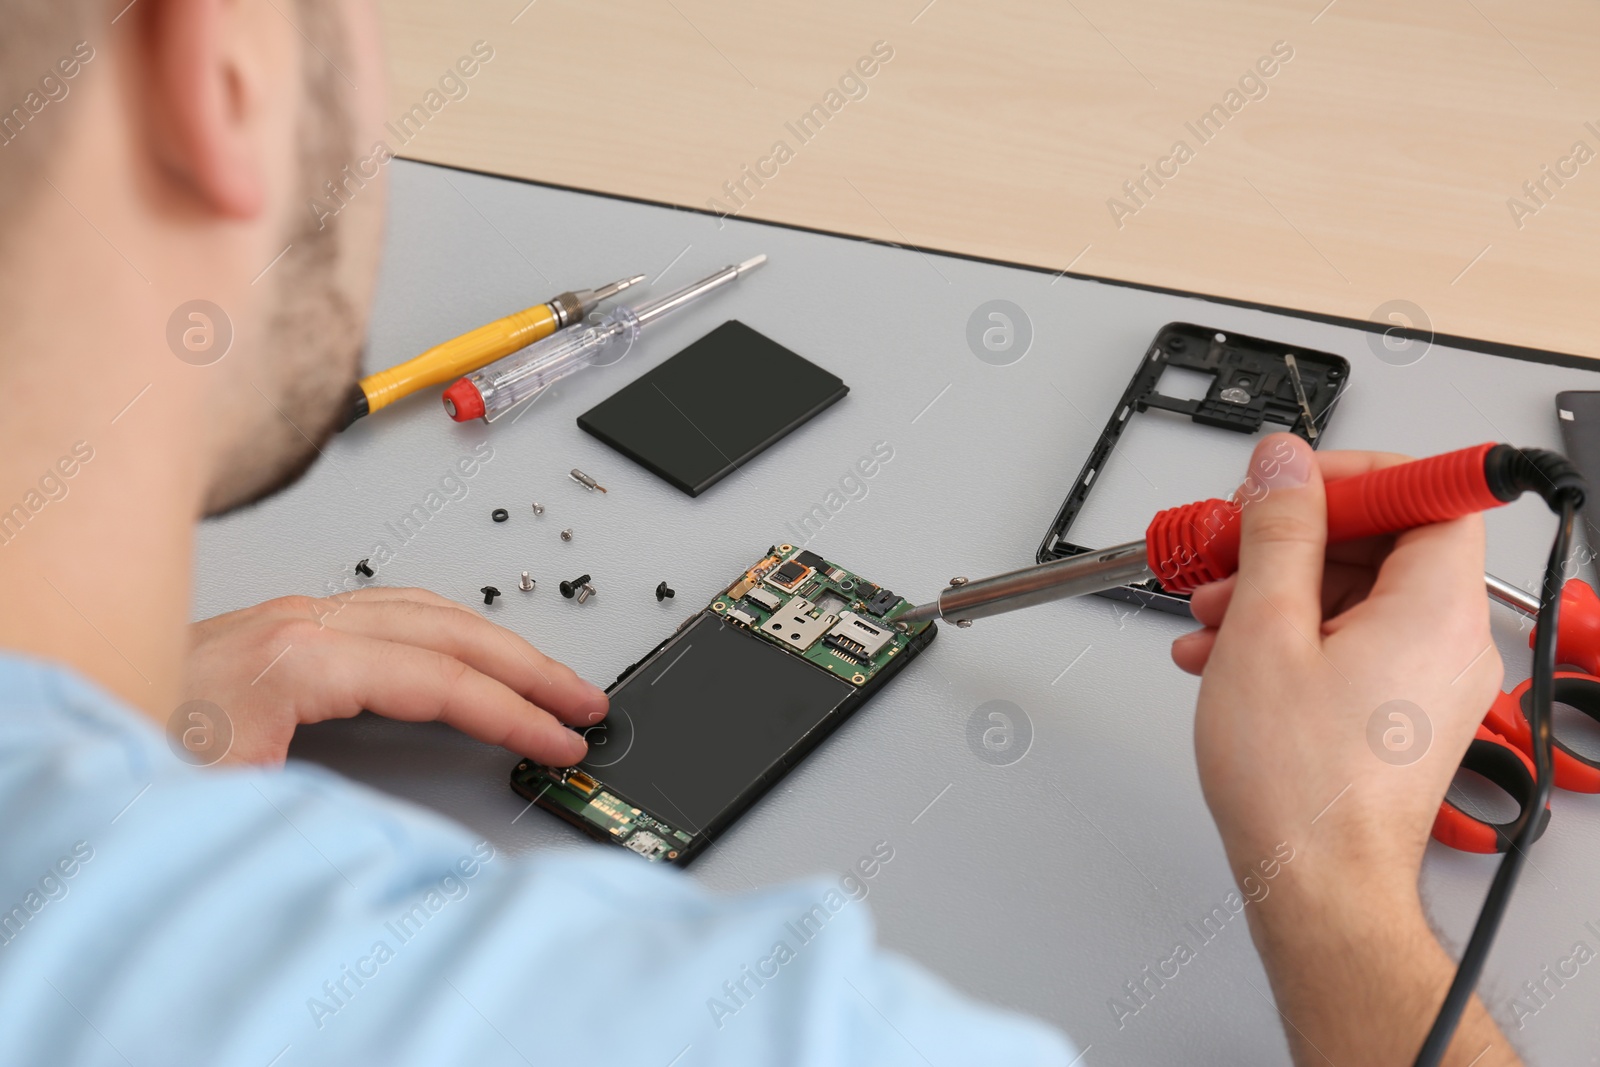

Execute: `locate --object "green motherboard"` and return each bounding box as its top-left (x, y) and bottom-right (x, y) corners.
top-left (511, 544), bottom-right (935, 863)
top-left (710, 543), bottom-right (929, 685)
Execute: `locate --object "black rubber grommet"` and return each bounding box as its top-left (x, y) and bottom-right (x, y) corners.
top-left (491, 508), bottom-right (509, 523)
top-left (1484, 445), bottom-right (1586, 509)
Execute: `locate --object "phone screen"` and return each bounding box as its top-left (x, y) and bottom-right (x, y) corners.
top-left (577, 613), bottom-right (856, 835)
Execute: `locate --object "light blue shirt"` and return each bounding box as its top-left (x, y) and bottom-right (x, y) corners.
top-left (0, 654), bottom-right (1075, 1066)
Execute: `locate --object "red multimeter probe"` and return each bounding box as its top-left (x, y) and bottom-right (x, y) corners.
top-left (903, 442), bottom-right (1580, 623)
top-left (1150, 440), bottom-right (1521, 590)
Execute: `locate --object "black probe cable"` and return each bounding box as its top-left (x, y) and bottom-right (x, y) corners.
top-left (1412, 489), bottom-right (1580, 1066)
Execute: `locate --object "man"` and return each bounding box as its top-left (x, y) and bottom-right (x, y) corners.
top-left (0, 1), bottom-right (1521, 1063)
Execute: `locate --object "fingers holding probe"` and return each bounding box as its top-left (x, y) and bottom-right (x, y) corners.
top-left (1171, 442), bottom-right (1421, 676)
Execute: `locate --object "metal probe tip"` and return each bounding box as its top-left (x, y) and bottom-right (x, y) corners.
top-left (736, 255), bottom-right (767, 273)
top-left (906, 563), bottom-right (1542, 633)
top-left (898, 541), bottom-right (1155, 629)
top-left (592, 274), bottom-right (647, 300)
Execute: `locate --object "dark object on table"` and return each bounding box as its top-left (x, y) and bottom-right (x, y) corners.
top-left (577, 320), bottom-right (848, 497)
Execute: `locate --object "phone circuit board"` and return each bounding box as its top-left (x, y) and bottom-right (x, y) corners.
top-left (714, 544), bottom-right (928, 685)
top-left (510, 544), bottom-right (936, 864)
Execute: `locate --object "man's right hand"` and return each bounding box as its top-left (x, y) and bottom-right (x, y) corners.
top-left (1171, 433), bottom-right (1522, 1066)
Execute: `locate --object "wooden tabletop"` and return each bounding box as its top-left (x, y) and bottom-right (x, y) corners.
top-left (376, 0), bottom-right (1600, 360)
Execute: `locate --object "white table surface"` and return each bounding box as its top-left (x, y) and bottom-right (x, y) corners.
top-left (193, 158), bottom-right (1600, 1065)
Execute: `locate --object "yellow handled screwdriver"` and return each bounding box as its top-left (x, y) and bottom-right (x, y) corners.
top-left (339, 273), bottom-right (646, 427)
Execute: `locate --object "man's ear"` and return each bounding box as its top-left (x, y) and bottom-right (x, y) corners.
top-left (142, 0), bottom-right (276, 218)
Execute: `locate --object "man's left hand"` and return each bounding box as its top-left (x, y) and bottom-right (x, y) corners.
top-left (179, 588), bottom-right (606, 767)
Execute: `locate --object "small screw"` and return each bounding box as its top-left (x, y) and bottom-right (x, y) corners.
top-left (560, 528), bottom-right (574, 542)
top-left (570, 469), bottom-right (607, 493)
top-left (655, 581), bottom-right (676, 602)
top-left (956, 619), bottom-right (973, 628)
top-left (575, 583), bottom-right (596, 604)
top-left (519, 572), bottom-right (535, 592)
top-left (481, 586), bottom-right (502, 605)
top-left (560, 573), bottom-right (592, 599)
top-left (355, 559), bottom-right (374, 578)
top-left (530, 502), bottom-right (545, 516)
top-left (950, 576), bottom-right (969, 587)
top-left (894, 621), bottom-right (910, 633)
top-left (492, 508), bottom-right (509, 523)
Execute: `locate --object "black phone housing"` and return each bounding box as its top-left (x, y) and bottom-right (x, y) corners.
top-left (1037, 322), bottom-right (1349, 616)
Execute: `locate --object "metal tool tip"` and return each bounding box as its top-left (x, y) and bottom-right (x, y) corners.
top-left (895, 601), bottom-right (940, 626)
top-left (736, 254), bottom-right (767, 273)
top-left (591, 274), bottom-right (648, 300)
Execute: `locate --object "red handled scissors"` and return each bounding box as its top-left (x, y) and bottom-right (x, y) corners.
top-left (1434, 580), bottom-right (1600, 853)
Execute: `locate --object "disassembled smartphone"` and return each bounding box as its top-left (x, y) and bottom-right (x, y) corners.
top-left (1038, 322), bottom-right (1350, 616)
top-left (510, 545), bottom-right (937, 865)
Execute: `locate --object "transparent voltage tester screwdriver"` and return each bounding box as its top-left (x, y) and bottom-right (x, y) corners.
top-left (442, 255), bottom-right (768, 423)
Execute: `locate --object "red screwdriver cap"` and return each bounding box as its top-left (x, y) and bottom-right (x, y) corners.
top-left (442, 378), bottom-right (484, 422)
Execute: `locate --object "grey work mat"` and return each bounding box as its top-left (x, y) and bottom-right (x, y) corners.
top-left (193, 158), bottom-right (1600, 1066)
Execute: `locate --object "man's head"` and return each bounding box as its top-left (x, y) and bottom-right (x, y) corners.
top-left (0, 0), bottom-right (388, 515)
top-left (198, 0), bottom-right (381, 514)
